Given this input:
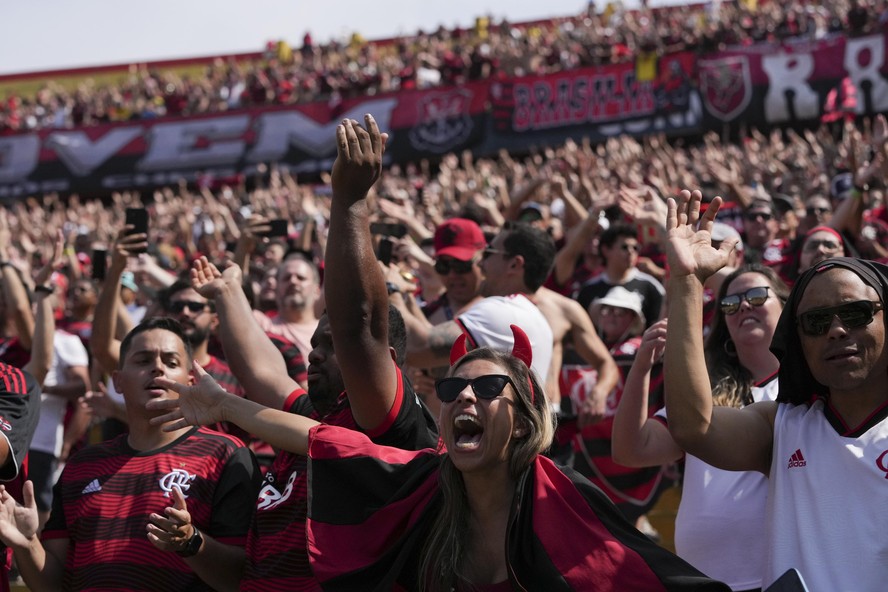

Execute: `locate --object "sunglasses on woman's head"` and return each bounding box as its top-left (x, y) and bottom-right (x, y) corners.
top-left (435, 374), bottom-right (516, 402)
top-left (797, 300), bottom-right (883, 336)
top-left (434, 258), bottom-right (475, 275)
top-left (720, 286), bottom-right (770, 315)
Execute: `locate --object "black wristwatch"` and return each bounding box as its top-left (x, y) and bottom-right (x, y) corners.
top-left (176, 527), bottom-right (203, 558)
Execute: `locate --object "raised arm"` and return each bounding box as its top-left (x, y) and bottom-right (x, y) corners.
top-left (150, 361), bottom-right (318, 455)
top-left (325, 115), bottom-right (398, 430)
top-left (91, 228), bottom-right (147, 373)
top-left (663, 190), bottom-right (775, 474)
top-left (611, 319), bottom-right (682, 467)
top-left (24, 232), bottom-right (65, 385)
top-left (191, 257), bottom-right (297, 410)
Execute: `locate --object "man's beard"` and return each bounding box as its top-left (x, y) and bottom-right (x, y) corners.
top-left (183, 325), bottom-right (211, 348)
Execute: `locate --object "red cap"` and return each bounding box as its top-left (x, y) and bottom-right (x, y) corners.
top-left (434, 218), bottom-right (486, 261)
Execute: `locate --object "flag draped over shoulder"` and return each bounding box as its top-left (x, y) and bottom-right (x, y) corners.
top-left (306, 424), bottom-right (728, 592)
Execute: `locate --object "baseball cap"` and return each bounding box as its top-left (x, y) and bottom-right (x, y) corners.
top-left (517, 202), bottom-right (545, 223)
top-left (434, 218), bottom-right (486, 261)
top-left (771, 193), bottom-right (796, 214)
top-left (120, 271), bottom-right (139, 293)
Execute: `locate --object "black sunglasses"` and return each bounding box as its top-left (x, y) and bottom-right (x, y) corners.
top-left (745, 212), bottom-right (774, 222)
top-left (168, 301), bottom-right (209, 314)
top-left (806, 206), bottom-right (831, 216)
top-left (797, 300), bottom-right (884, 336)
top-left (435, 374), bottom-right (516, 402)
top-left (434, 258), bottom-right (475, 275)
top-left (720, 286), bottom-right (771, 315)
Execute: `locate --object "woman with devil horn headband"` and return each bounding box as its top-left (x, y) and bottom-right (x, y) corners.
top-left (148, 325), bottom-right (728, 591)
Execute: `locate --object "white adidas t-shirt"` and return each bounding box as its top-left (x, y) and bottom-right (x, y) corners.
top-left (765, 399), bottom-right (888, 591)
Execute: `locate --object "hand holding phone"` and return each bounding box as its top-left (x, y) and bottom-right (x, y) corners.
top-left (259, 219), bottom-right (289, 238)
top-left (124, 208), bottom-right (149, 254)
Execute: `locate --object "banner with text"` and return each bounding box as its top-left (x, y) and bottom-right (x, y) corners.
top-left (0, 82), bottom-right (488, 198)
top-left (487, 51), bottom-right (702, 147)
top-left (698, 32), bottom-right (888, 126)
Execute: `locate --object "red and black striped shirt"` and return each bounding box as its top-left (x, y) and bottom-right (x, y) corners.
top-left (43, 426), bottom-right (261, 591)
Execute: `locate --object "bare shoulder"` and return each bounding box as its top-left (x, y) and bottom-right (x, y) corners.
top-left (532, 288), bottom-right (577, 339)
top-left (747, 400), bottom-right (779, 429)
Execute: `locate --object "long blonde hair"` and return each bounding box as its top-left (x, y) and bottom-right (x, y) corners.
top-left (418, 348), bottom-right (554, 591)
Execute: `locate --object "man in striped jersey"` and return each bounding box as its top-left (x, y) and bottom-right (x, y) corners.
top-left (0, 318), bottom-right (261, 591)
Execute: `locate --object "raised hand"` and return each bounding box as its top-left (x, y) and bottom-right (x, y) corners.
top-left (147, 487), bottom-right (196, 554)
top-left (0, 481), bottom-right (39, 548)
top-left (146, 361), bottom-right (231, 431)
top-left (330, 114), bottom-right (388, 204)
top-left (665, 189), bottom-right (737, 283)
top-left (636, 318), bottom-right (668, 370)
top-left (33, 229), bottom-right (66, 287)
top-left (110, 226), bottom-right (148, 271)
top-left (190, 256), bottom-right (242, 300)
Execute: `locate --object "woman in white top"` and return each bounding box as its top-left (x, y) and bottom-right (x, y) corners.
top-left (612, 264), bottom-right (788, 592)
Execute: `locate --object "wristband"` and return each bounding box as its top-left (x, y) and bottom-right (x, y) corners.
top-left (34, 285), bottom-right (54, 295)
top-left (385, 282), bottom-right (401, 295)
top-left (175, 527), bottom-right (203, 558)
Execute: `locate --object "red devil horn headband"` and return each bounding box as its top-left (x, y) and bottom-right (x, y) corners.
top-left (448, 326), bottom-right (533, 369)
top-left (449, 333), bottom-right (468, 366)
top-left (509, 325), bottom-right (533, 368)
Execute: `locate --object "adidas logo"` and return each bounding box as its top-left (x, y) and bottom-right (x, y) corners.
top-left (81, 479), bottom-right (102, 494)
top-left (788, 449), bottom-right (807, 469)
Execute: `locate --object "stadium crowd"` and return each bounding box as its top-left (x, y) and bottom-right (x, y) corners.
top-left (0, 1), bottom-right (885, 590)
top-left (2, 0), bottom-right (887, 133)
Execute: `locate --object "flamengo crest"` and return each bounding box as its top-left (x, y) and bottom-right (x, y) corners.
top-left (698, 56), bottom-right (753, 122)
top-left (159, 468), bottom-right (196, 497)
top-left (409, 89), bottom-right (474, 153)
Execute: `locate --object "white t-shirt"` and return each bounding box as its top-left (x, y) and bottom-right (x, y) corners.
top-left (457, 294), bottom-right (553, 383)
top-left (765, 398), bottom-right (888, 591)
top-left (31, 331), bottom-right (89, 457)
top-left (661, 376), bottom-right (778, 590)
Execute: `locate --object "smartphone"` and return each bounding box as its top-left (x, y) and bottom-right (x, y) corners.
top-left (260, 219), bottom-right (289, 238)
top-left (91, 249), bottom-right (107, 281)
top-left (370, 222), bottom-right (408, 239)
top-left (124, 208), bottom-right (149, 254)
top-left (377, 237), bottom-right (394, 266)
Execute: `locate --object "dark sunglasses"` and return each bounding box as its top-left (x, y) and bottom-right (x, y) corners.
top-left (720, 286), bottom-right (771, 315)
top-left (168, 301), bottom-right (209, 314)
top-left (797, 300), bottom-right (883, 336)
top-left (806, 206), bottom-right (831, 216)
top-left (434, 258), bottom-right (475, 275)
top-left (745, 212), bottom-right (774, 222)
top-left (435, 374), bottom-right (515, 402)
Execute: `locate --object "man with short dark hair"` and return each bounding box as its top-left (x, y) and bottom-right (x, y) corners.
top-left (0, 318), bottom-right (261, 592)
top-left (402, 220), bottom-right (555, 385)
top-left (576, 223), bottom-right (665, 330)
